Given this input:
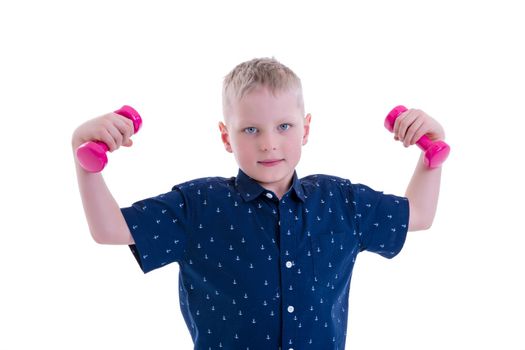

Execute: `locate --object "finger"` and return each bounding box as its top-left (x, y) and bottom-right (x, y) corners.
top-left (101, 128), bottom-right (118, 152)
top-left (105, 123), bottom-right (125, 152)
top-left (395, 110), bottom-right (417, 142)
top-left (113, 113), bottom-right (135, 135)
top-left (411, 121), bottom-right (430, 145)
top-left (393, 111), bottom-right (407, 138)
top-left (113, 115), bottom-right (135, 145)
top-left (404, 117), bottom-right (424, 147)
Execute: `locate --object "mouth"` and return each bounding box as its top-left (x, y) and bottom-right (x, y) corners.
top-left (258, 159), bottom-right (284, 167)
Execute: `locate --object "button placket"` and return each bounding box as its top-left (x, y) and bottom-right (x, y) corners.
top-left (279, 196), bottom-right (298, 348)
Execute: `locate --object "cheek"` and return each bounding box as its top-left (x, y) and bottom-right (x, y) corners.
top-left (231, 136), bottom-right (253, 155)
top-left (286, 132), bottom-right (304, 149)
top-left (282, 139), bottom-right (302, 160)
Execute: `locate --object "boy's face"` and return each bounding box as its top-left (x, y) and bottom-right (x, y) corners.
top-left (219, 86), bottom-right (311, 196)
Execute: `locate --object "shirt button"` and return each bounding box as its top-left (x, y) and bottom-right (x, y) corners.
top-left (287, 305), bottom-right (294, 313)
top-left (265, 193), bottom-right (273, 199)
top-left (285, 261), bottom-right (293, 268)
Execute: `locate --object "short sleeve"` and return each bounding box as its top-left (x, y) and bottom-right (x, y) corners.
top-left (352, 184), bottom-right (409, 258)
top-left (120, 186), bottom-right (190, 273)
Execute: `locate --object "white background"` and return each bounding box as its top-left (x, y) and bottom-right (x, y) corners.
top-left (1, 0), bottom-right (524, 349)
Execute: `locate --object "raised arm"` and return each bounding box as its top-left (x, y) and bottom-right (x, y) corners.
top-left (72, 113), bottom-right (135, 244)
top-left (404, 154), bottom-right (442, 231)
top-left (392, 108), bottom-right (445, 231)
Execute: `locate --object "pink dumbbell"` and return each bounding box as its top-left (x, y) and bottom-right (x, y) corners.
top-left (385, 105), bottom-right (450, 168)
top-left (76, 105), bottom-right (142, 173)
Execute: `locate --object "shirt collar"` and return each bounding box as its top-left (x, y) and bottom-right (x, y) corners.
top-left (235, 169), bottom-right (306, 202)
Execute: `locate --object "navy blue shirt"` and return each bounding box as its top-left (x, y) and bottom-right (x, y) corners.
top-left (121, 169), bottom-right (409, 350)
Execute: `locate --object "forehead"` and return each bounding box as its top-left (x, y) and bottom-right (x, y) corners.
top-left (229, 86), bottom-right (302, 124)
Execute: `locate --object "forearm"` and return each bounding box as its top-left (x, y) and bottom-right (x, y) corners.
top-left (405, 153), bottom-right (442, 231)
top-left (73, 148), bottom-right (133, 244)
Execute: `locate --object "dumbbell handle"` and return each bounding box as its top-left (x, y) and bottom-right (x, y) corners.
top-left (385, 105), bottom-right (450, 168)
top-left (76, 105), bottom-right (142, 173)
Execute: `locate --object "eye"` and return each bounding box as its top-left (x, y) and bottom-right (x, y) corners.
top-left (278, 123), bottom-right (291, 131)
top-left (243, 127), bottom-right (258, 134)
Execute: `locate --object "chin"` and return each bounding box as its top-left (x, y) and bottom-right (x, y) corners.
top-left (258, 169), bottom-right (292, 183)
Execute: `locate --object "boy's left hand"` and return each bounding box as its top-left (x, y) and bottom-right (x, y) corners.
top-left (393, 108), bottom-right (445, 147)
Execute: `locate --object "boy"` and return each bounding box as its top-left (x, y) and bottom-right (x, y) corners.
top-left (72, 57), bottom-right (444, 349)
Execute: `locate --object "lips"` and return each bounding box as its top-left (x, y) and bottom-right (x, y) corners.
top-left (258, 159), bottom-right (284, 167)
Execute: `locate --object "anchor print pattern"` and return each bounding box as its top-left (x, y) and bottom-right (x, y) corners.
top-left (121, 170), bottom-right (409, 349)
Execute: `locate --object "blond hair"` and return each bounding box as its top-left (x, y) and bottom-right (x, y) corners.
top-left (222, 57), bottom-right (304, 119)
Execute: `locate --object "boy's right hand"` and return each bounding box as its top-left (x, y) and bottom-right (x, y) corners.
top-left (72, 112), bottom-right (135, 152)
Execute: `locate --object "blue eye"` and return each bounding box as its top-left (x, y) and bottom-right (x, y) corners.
top-left (279, 123), bottom-right (291, 131)
top-left (244, 127), bottom-right (258, 134)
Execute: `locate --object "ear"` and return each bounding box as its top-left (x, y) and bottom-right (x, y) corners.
top-left (302, 113), bottom-right (312, 146)
top-left (218, 121), bottom-right (233, 153)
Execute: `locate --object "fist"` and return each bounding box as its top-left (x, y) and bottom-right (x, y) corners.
top-left (393, 108), bottom-right (445, 148)
top-left (72, 113), bottom-right (135, 152)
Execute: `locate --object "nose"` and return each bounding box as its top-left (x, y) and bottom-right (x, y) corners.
top-left (259, 133), bottom-right (277, 152)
